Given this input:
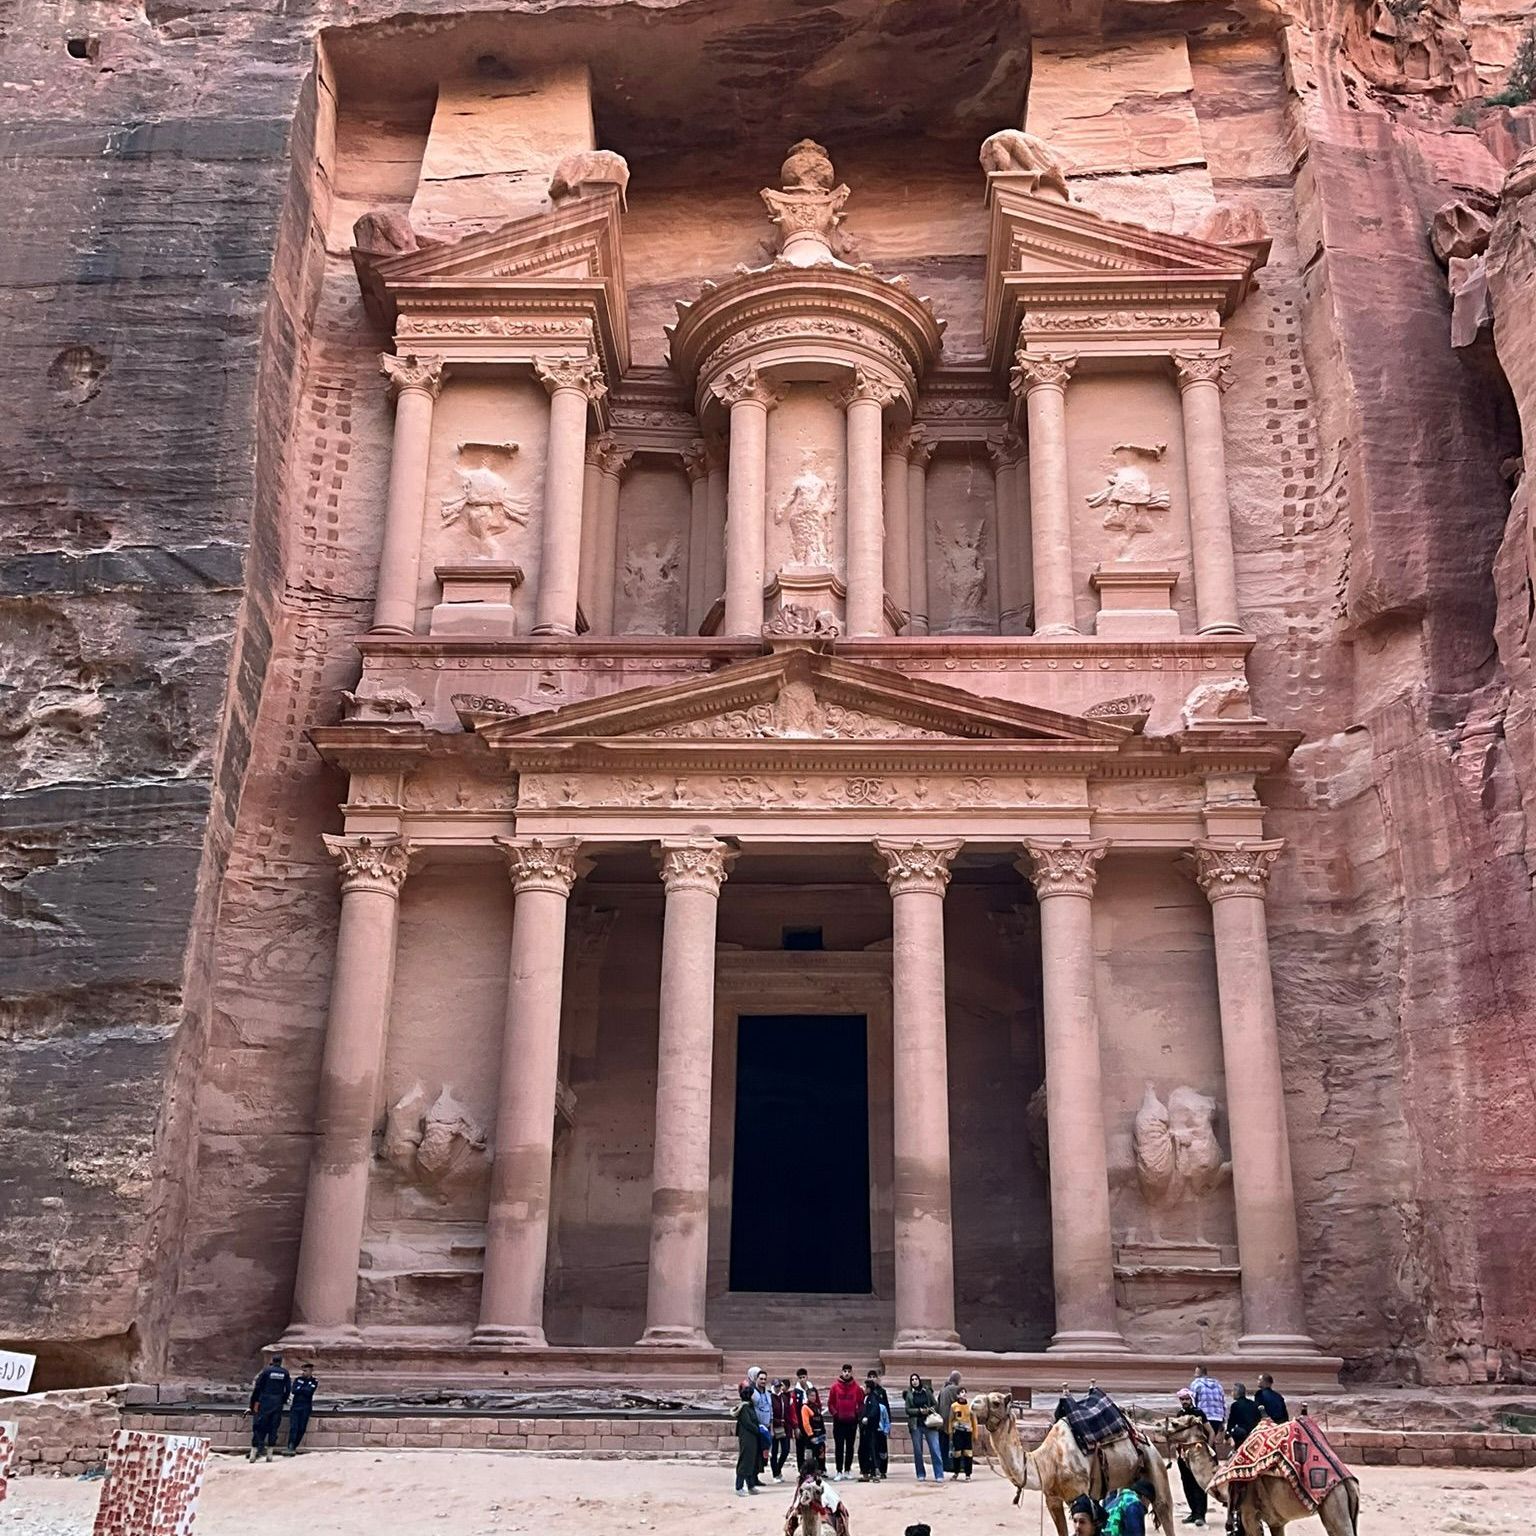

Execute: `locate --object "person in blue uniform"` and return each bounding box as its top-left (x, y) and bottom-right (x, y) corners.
top-left (247, 1354), bottom-right (291, 1463)
top-left (285, 1361), bottom-right (319, 1455)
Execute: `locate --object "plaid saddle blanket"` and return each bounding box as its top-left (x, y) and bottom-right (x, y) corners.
top-left (1054, 1388), bottom-right (1131, 1452)
top-left (1210, 1418), bottom-right (1351, 1510)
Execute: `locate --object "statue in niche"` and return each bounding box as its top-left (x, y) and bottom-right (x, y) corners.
top-left (979, 129), bottom-right (1071, 201)
top-left (935, 520), bottom-right (990, 623)
top-left (775, 454), bottom-right (836, 570)
top-left (380, 1083), bottom-right (490, 1201)
top-left (1087, 442), bottom-right (1171, 554)
top-left (440, 442), bottom-right (529, 545)
top-left (1132, 1084), bottom-right (1231, 1241)
top-left (621, 537), bottom-right (682, 633)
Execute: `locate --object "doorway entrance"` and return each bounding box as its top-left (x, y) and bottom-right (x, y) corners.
top-left (729, 1014), bottom-right (872, 1293)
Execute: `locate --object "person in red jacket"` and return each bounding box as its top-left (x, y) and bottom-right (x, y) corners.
top-left (825, 1364), bottom-right (865, 1482)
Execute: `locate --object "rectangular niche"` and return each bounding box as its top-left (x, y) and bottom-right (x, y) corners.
top-left (613, 458), bottom-right (692, 635)
top-left (925, 446), bottom-right (1000, 634)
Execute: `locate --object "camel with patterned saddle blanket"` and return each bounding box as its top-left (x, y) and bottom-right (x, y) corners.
top-left (1162, 1412), bottom-right (1360, 1536)
top-left (784, 1472), bottom-right (850, 1536)
top-left (971, 1391), bottom-right (1174, 1536)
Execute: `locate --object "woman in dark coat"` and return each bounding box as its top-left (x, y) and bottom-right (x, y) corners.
top-left (736, 1387), bottom-right (764, 1495)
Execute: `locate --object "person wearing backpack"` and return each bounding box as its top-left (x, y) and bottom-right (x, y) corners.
top-left (1102, 1479), bottom-right (1156, 1536)
top-left (902, 1372), bottom-right (944, 1481)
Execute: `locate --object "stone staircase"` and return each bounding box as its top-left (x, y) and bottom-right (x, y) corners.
top-left (710, 1292), bottom-right (891, 1381)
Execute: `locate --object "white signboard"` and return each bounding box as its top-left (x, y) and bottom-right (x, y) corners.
top-left (0, 1350), bottom-right (36, 1394)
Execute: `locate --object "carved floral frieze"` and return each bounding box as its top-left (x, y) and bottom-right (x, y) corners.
top-left (1023, 309), bottom-right (1221, 334)
top-left (395, 315), bottom-right (595, 342)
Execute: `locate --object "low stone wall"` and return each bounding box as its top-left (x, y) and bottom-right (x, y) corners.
top-left (1331, 1428), bottom-right (1536, 1467)
top-left (5, 1386), bottom-right (124, 1475)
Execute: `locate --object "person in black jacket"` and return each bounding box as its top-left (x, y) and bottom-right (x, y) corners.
top-left (1254, 1374), bottom-right (1289, 1424)
top-left (284, 1362), bottom-right (319, 1455)
top-left (247, 1354), bottom-right (292, 1463)
top-left (1226, 1383), bottom-right (1262, 1448)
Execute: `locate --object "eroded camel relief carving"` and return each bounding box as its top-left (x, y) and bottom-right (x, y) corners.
top-left (621, 538), bottom-right (683, 634)
top-left (978, 128), bottom-right (1071, 201)
top-left (934, 520), bottom-right (990, 627)
top-left (1088, 443), bottom-right (1172, 554)
top-left (775, 455), bottom-right (837, 570)
top-left (440, 442), bottom-right (529, 545)
top-left (380, 1083), bottom-right (490, 1200)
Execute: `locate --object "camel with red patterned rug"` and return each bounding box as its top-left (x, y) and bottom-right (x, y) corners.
top-left (971, 1392), bottom-right (1174, 1536)
top-left (1162, 1413), bottom-right (1360, 1536)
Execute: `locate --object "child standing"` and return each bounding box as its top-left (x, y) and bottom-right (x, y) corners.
top-left (948, 1388), bottom-right (975, 1480)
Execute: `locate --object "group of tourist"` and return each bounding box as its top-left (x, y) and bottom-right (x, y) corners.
top-left (733, 1366), bottom-right (980, 1495)
top-left (1168, 1363), bottom-right (1290, 1528)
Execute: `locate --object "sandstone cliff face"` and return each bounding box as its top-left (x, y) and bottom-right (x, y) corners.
top-left (3, 0), bottom-right (1535, 1387)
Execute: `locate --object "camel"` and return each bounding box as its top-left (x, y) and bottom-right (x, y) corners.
top-left (784, 1474), bottom-right (849, 1536)
top-left (1161, 1413), bottom-right (1360, 1536)
top-left (971, 1392), bottom-right (1174, 1536)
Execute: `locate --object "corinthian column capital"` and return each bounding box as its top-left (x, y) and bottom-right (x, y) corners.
top-left (323, 833), bottom-right (414, 895)
top-left (1172, 348), bottom-right (1235, 393)
top-left (496, 836), bottom-right (588, 895)
top-left (987, 428), bottom-right (1027, 469)
top-left (1190, 838), bottom-right (1284, 901)
top-left (906, 426), bottom-right (937, 468)
top-left (380, 352), bottom-right (444, 399)
top-left (875, 837), bottom-right (963, 896)
top-left (1009, 349), bottom-right (1078, 397)
top-left (710, 365), bottom-right (786, 411)
top-left (834, 368), bottom-right (899, 411)
top-left (680, 438), bottom-right (710, 483)
top-left (1020, 838), bottom-right (1108, 899)
top-left (658, 837), bottom-right (736, 895)
top-left (535, 354), bottom-right (607, 402)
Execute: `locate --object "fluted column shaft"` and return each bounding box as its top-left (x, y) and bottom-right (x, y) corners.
top-left (373, 354), bottom-right (444, 635)
top-left (1020, 839), bottom-right (1126, 1352)
top-left (474, 839), bottom-right (585, 1346)
top-left (703, 439), bottom-right (728, 623)
top-left (1175, 351), bottom-right (1243, 635)
top-left (1012, 352), bottom-right (1079, 637)
top-left (842, 373), bottom-right (895, 637)
top-left (714, 368), bottom-right (782, 638)
top-left (882, 430), bottom-right (912, 625)
top-left (533, 356), bottom-right (605, 636)
top-left (877, 839), bottom-right (963, 1350)
top-left (1193, 841), bottom-right (1315, 1350)
top-left (288, 836), bottom-right (413, 1337)
top-left (683, 440), bottom-right (711, 634)
top-left (640, 838), bottom-right (735, 1346)
top-left (591, 445), bottom-right (631, 636)
top-left (989, 430), bottom-right (1031, 635)
top-left (905, 431), bottom-right (934, 636)
top-left (577, 443), bottom-right (608, 628)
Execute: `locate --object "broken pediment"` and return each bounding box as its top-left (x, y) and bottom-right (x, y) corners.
top-left (982, 181), bottom-right (1264, 368)
top-left (354, 185), bottom-right (630, 374)
top-left (476, 648), bottom-right (1134, 749)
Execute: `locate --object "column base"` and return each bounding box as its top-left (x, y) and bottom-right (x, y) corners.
top-left (1196, 621), bottom-right (1246, 636)
top-left (367, 623), bottom-right (414, 638)
top-left (530, 621), bottom-right (577, 637)
top-left (1033, 622), bottom-right (1081, 638)
top-left (277, 1323), bottom-right (362, 1350)
top-left (892, 1329), bottom-right (964, 1351)
top-left (470, 1324), bottom-right (549, 1348)
top-left (636, 1325), bottom-right (716, 1349)
top-left (1236, 1331), bottom-right (1321, 1355)
top-left (1047, 1329), bottom-right (1131, 1353)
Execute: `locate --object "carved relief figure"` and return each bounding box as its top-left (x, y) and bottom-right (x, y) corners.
top-left (547, 148), bottom-right (630, 208)
top-left (934, 520), bottom-right (990, 624)
top-left (340, 679), bottom-right (426, 725)
top-left (1133, 1084), bottom-right (1231, 1238)
top-left (620, 538), bottom-right (682, 633)
top-left (978, 129), bottom-right (1071, 200)
top-left (380, 1083), bottom-right (490, 1199)
top-left (1180, 676), bottom-right (1252, 727)
top-left (775, 454), bottom-right (836, 569)
top-left (1088, 443), bottom-right (1171, 553)
top-left (440, 442), bottom-right (529, 545)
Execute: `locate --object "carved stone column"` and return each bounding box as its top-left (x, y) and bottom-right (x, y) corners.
top-left (533, 356), bottom-right (606, 635)
top-left (905, 429), bottom-right (935, 636)
top-left (1012, 351), bottom-right (1079, 636)
top-left (683, 439), bottom-right (711, 634)
top-left (591, 442), bottom-right (631, 636)
top-left (713, 367), bottom-right (783, 637)
top-left (988, 429), bottom-right (1032, 635)
top-left (876, 838), bottom-right (964, 1350)
top-left (840, 370), bottom-right (897, 637)
top-left (1174, 350), bottom-right (1243, 635)
top-left (703, 436), bottom-right (729, 622)
top-left (1192, 840), bottom-right (1316, 1351)
top-left (640, 838), bottom-right (735, 1346)
top-left (287, 835), bottom-right (413, 1339)
top-left (578, 434), bottom-right (616, 634)
top-left (474, 838), bottom-right (586, 1346)
top-left (1019, 839), bottom-right (1127, 1352)
top-left (882, 426), bottom-right (912, 626)
top-left (373, 354), bottom-right (444, 635)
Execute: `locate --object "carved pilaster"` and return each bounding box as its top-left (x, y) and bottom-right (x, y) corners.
top-left (658, 837), bottom-right (735, 895)
top-left (1190, 839), bottom-right (1283, 901)
top-left (874, 837), bottom-right (963, 896)
top-left (1020, 838), bottom-right (1108, 899)
top-left (380, 352), bottom-right (444, 399)
top-left (1172, 348), bottom-right (1236, 393)
top-left (323, 833), bottom-right (414, 896)
top-left (535, 355), bottom-right (607, 401)
top-left (711, 364), bottom-right (787, 411)
top-left (1009, 349), bottom-right (1078, 397)
top-left (496, 836), bottom-right (587, 895)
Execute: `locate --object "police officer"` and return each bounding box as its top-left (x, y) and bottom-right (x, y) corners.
top-left (285, 1361), bottom-right (319, 1455)
top-left (247, 1353), bottom-right (292, 1463)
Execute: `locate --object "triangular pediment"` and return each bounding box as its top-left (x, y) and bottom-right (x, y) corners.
top-left (476, 649), bottom-right (1133, 748)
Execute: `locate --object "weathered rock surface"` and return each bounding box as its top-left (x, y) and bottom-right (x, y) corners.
top-left (2, 0), bottom-right (1536, 1391)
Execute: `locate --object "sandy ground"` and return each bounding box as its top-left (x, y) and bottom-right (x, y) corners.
top-left (2, 1453), bottom-right (1532, 1536)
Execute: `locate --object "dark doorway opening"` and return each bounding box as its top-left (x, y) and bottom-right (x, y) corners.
top-left (730, 1014), bottom-right (872, 1293)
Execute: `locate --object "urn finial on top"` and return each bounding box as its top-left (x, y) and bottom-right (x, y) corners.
top-left (761, 139), bottom-right (850, 266)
